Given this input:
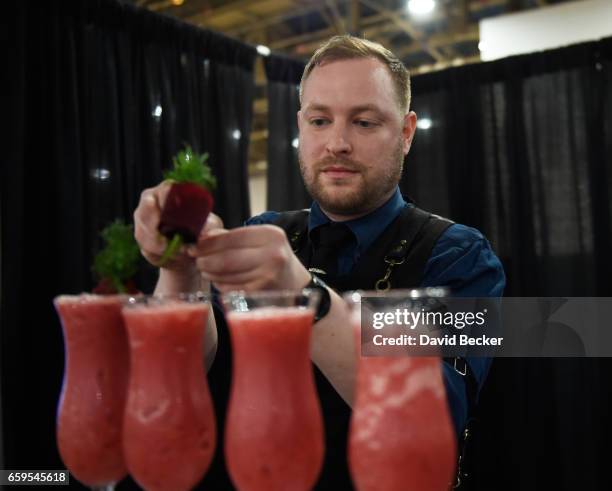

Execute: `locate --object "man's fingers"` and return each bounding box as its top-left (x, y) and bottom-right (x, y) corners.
top-left (155, 181), bottom-right (173, 209)
top-left (213, 278), bottom-right (268, 293)
top-left (134, 214), bottom-right (167, 257)
top-left (191, 225), bottom-right (286, 255)
top-left (194, 247), bottom-right (263, 275)
top-left (134, 183), bottom-right (178, 259)
top-left (204, 270), bottom-right (259, 286)
top-left (201, 213), bottom-right (224, 235)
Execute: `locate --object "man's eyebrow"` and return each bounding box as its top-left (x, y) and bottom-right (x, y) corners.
top-left (303, 103), bottom-right (385, 114)
top-left (349, 104), bottom-right (385, 114)
top-left (303, 103), bottom-right (330, 113)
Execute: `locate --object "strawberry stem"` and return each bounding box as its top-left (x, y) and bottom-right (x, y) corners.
top-left (159, 233), bottom-right (184, 267)
top-left (112, 276), bottom-right (127, 294)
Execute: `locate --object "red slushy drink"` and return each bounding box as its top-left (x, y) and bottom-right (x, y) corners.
top-left (122, 299), bottom-right (216, 491)
top-left (347, 302), bottom-right (457, 491)
top-left (225, 306), bottom-right (324, 491)
top-left (54, 294), bottom-right (129, 488)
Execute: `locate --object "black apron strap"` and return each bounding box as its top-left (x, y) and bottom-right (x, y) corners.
top-left (272, 209), bottom-right (310, 254)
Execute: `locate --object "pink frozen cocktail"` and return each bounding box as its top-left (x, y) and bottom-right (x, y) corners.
top-left (122, 295), bottom-right (216, 491)
top-left (346, 290), bottom-right (457, 491)
top-left (54, 294), bottom-right (129, 489)
top-left (223, 291), bottom-right (324, 491)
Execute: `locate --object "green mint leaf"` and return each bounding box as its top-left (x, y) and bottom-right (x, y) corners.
top-left (163, 145), bottom-right (217, 190)
top-left (93, 220), bottom-right (141, 290)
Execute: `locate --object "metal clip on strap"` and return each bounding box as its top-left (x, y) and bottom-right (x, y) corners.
top-left (375, 239), bottom-right (408, 291)
top-left (290, 231), bottom-right (301, 252)
top-left (453, 356), bottom-right (468, 376)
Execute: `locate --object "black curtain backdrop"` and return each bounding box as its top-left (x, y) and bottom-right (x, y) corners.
top-left (264, 53), bottom-right (311, 211)
top-left (406, 38), bottom-right (612, 491)
top-left (265, 38), bottom-right (612, 490)
top-left (1, 0), bottom-right (256, 485)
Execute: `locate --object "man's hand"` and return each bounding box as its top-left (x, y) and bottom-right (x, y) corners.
top-left (133, 181), bottom-right (224, 293)
top-left (189, 223), bottom-right (356, 404)
top-left (188, 225), bottom-right (312, 293)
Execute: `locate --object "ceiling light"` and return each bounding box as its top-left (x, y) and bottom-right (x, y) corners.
top-left (292, 138), bottom-right (299, 149)
top-left (232, 129), bottom-right (242, 140)
top-left (256, 45), bottom-right (271, 57)
top-left (407, 0), bottom-right (436, 17)
top-left (91, 168), bottom-right (111, 181)
top-left (417, 118), bottom-right (432, 130)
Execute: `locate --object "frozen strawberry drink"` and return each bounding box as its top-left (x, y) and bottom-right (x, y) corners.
top-left (54, 294), bottom-right (129, 489)
top-left (223, 291), bottom-right (324, 491)
top-left (346, 290), bottom-right (457, 491)
top-left (122, 295), bottom-right (216, 491)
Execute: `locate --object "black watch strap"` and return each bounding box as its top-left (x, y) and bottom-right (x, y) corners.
top-left (305, 274), bottom-right (331, 322)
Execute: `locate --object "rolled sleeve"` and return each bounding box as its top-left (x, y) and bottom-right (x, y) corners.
top-left (421, 224), bottom-right (505, 297)
top-left (244, 211), bottom-right (279, 226)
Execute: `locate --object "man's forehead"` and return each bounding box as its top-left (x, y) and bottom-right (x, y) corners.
top-left (305, 57), bottom-right (390, 85)
top-left (314, 55), bottom-right (386, 71)
top-left (301, 58), bottom-right (396, 108)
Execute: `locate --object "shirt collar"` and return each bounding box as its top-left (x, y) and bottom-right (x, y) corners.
top-left (308, 186), bottom-right (407, 255)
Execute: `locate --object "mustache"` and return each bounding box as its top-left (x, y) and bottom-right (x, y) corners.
top-left (314, 157), bottom-right (365, 172)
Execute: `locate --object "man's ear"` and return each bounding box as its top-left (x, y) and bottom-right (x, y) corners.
top-left (403, 111), bottom-right (417, 155)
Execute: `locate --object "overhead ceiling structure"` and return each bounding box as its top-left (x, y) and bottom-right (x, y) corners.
top-left (135, 0), bottom-right (582, 173)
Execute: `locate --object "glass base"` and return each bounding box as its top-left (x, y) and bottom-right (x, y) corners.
top-left (90, 484), bottom-right (115, 491)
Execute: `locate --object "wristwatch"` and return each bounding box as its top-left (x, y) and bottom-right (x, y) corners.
top-left (305, 274), bottom-right (331, 322)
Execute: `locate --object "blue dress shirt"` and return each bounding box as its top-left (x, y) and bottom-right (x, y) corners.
top-left (246, 186), bottom-right (506, 434)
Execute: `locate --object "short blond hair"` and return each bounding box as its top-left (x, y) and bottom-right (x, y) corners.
top-left (299, 35), bottom-right (411, 114)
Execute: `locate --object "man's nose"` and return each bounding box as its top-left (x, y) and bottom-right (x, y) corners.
top-left (325, 125), bottom-right (352, 156)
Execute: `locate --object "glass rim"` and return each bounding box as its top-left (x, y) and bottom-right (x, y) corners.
top-left (122, 291), bottom-right (211, 307)
top-left (221, 288), bottom-right (321, 302)
top-left (53, 293), bottom-right (134, 305)
top-left (343, 287), bottom-right (450, 304)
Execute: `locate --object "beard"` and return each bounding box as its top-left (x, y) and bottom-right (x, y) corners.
top-left (299, 137), bottom-right (405, 217)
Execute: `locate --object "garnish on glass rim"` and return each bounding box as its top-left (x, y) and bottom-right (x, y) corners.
top-left (93, 220), bottom-right (141, 294)
top-left (158, 145), bottom-right (217, 266)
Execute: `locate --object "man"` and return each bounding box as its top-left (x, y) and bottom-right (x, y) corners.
top-left (134, 35), bottom-right (505, 488)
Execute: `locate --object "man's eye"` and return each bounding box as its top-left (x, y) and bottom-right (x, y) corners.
top-left (355, 120), bottom-right (376, 128)
top-left (310, 118), bottom-right (329, 127)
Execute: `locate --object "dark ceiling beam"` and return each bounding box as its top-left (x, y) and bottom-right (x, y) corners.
top-left (195, 1), bottom-right (325, 34)
top-left (268, 8), bottom-right (391, 50)
top-left (324, 0), bottom-right (346, 34)
top-left (146, 0), bottom-right (175, 12)
top-left (358, 0), bottom-right (445, 62)
top-left (395, 25), bottom-right (479, 59)
top-left (349, 0), bottom-right (360, 34)
top-left (188, 0), bottom-right (268, 24)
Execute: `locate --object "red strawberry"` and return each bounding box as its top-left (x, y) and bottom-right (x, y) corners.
top-left (158, 182), bottom-right (214, 243)
top-left (157, 146), bottom-right (217, 265)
